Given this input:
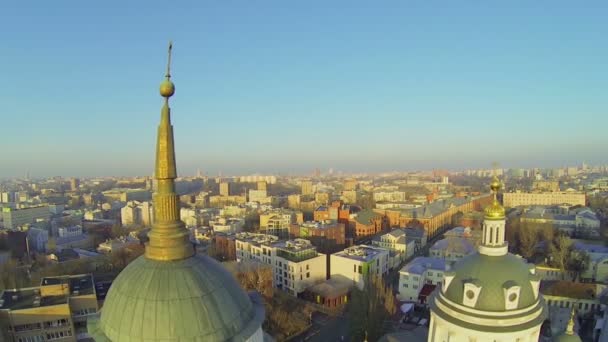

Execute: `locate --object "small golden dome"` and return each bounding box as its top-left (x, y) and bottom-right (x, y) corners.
top-left (160, 79), bottom-right (175, 98)
top-left (485, 200), bottom-right (505, 220)
top-left (490, 176), bottom-right (501, 192)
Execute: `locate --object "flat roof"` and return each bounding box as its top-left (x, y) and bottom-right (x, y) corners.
top-left (0, 288), bottom-right (67, 310)
top-left (334, 245), bottom-right (387, 262)
top-left (41, 274), bottom-right (95, 296)
top-left (400, 257), bottom-right (447, 275)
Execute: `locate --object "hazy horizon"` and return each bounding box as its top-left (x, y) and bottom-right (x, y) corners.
top-left (2, 1), bottom-right (607, 178)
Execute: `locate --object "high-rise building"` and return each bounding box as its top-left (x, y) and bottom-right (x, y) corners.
top-left (2, 206), bottom-right (51, 229)
top-left (301, 180), bottom-right (313, 196)
top-left (220, 181), bottom-right (231, 196)
top-left (70, 178), bottom-right (80, 191)
top-left (428, 176), bottom-right (547, 341)
top-left (257, 181), bottom-right (267, 191)
top-left (87, 43), bottom-right (265, 341)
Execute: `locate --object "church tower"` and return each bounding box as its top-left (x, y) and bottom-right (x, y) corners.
top-left (88, 43), bottom-right (266, 341)
top-left (427, 175), bottom-right (547, 342)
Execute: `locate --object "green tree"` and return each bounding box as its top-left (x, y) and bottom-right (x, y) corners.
top-left (346, 276), bottom-right (391, 342)
top-left (568, 251), bottom-right (590, 281)
top-left (518, 223), bottom-right (539, 259)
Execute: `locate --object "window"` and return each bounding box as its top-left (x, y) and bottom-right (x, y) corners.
top-left (413, 285), bottom-right (418, 289)
top-left (354, 264), bottom-right (357, 272)
top-left (403, 275), bottom-right (409, 280)
top-left (306, 264), bottom-right (310, 270)
top-left (307, 272), bottom-right (310, 278)
top-left (358, 266), bottom-right (362, 274)
top-left (428, 272), bottom-right (433, 276)
top-left (403, 284), bottom-right (408, 288)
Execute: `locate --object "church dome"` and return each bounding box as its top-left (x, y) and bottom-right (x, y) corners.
top-left (94, 254), bottom-right (264, 341)
top-left (443, 253), bottom-right (539, 311)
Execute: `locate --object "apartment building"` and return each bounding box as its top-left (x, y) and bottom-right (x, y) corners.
top-left (2, 206), bottom-right (51, 230)
top-left (330, 245), bottom-right (389, 290)
top-left (503, 191), bottom-right (586, 207)
top-left (234, 233), bottom-right (326, 296)
top-left (398, 257), bottom-right (447, 303)
top-left (0, 274), bottom-right (99, 342)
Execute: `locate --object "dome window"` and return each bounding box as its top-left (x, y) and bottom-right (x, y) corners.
top-left (462, 280), bottom-right (482, 308)
top-left (503, 281), bottom-right (521, 310)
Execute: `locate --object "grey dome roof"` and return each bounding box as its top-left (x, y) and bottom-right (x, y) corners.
top-left (443, 252), bottom-right (538, 311)
top-left (91, 254), bottom-right (264, 341)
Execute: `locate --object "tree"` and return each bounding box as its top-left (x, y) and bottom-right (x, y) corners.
top-left (518, 223), bottom-right (539, 259)
top-left (568, 251), bottom-right (590, 281)
top-left (347, 275), bottom-right (393, 342)
top-left (549, 234), bottom-right (573, 271)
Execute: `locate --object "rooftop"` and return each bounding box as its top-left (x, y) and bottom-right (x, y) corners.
top-left (430, 238), bottom-right (475, 255)
top-left (300, 220), bottom-right (341, 229)
top-left (41, 274), bottom-right (95, 296)
top-left (235, 232), bottom-right (280, 246)
top-left (334, 245), bottom-right (387, 262)
top-left (308, 275), bottom-right (353, 298)
top-left (540, 281), bottom-right (601, 300)
top-left (0, 288), bottom-right (67, 310)
top-left (400, 257), bottom-right (447, 275)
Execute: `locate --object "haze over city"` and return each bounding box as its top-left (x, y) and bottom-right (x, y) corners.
top-left (2, 1), bottom-right (607, 177)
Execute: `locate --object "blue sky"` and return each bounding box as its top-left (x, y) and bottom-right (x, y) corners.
top-left (1, 1), bottom-right (607, 177)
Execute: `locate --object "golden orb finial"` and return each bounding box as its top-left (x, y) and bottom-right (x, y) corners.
top-left (160, 41), bottom-right (175, 98)
top-left (490, 175), bottom-right (501, 193)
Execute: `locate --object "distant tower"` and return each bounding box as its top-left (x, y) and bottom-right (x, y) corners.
top-left (428, 174), bottom-right (547, 341)
top-left (220, 181), bottom-right (231, 196)
top-left (301, 179), bottom-right (313, 196)
top-left (88, 42), bottom-right (265, 341)
top-left (70, 178), bottom-right (80, 191)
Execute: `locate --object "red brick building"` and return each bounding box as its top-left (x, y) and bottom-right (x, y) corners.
top-left (289, 221), bottom-right (345, 253)
top-left (214, 233), bottom-right (236, 261)
top-left (351, 209), bottom-right (389, 239)
top-left (375, 194), bottom-right (493, 239)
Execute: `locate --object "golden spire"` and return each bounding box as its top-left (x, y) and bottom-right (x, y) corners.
top-left (566, 309), bottom-right (576, 335)
top-left (485, 163), bottom-right (505, 220)
top-left (145, 42), bottom-right (194, 261)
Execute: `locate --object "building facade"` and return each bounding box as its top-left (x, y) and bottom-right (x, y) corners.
top-left (330, 245), bottom-right (389, 290)
top-left (503, 191), bottom-right (586, 207)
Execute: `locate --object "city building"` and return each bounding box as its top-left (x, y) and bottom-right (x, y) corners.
top-left (220, 182), bottom-right (231, 197)
top-left (503, 191), bottom-right (586, 207)
top-left (2, 206), bottom-right (51, 230)
top-left (429, 237), bottom-right (475, 263)
top-left (428, 176), bottom-right (547, 341)
top-left (70, 178), bottom-right (80, 191)
top-left (88, 46), bottom-right (265, 341)
top-left (215, 232), bottom-right (237, 261)
top-left (305, 275), bottom-right (352, 309)
top-left (371, 228), bottom-right (416, 261)
top-left (375, 194), bottom-right (493, 239)
top-left (343, 178), bottom-right (358, 191)
top-left (102, 188), bottom-right (151, 202)
top-left (234, 233), bottom-right (326, 296)
top-left (272, 239), bottom-right (327, 296)
top-left (542, 281), bottom-right (605, 315)
top-left (398, 257), bottom-right (447, 303)
top-left (330, 245), bottom-right (389, 290)
top-left (532, 180), bottom-right (560, 192)
top-left (301, 180), bottom-right (313, 196)
top-left (520, 206), bottom-right (600, 238)
top-left (352, 209), bottom-right (389, 238)
top-left (248, 189), bottom-right (270, 204)
top-left (210, 216), bottom-right (245, 234)
top-left (120, 201), bottom-right (153, 227)
top-left (0, 274), bottom-right (99, 342)
top-left (289, 220), bottom-right (346, 253)
top-left (373, 190), bottom-right (407, 203)
top-left (96, 235), bottom-right (139, 254)
top-left (259, 209), bottom-right (304, 238)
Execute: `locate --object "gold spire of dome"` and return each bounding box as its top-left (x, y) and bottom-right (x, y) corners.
top-left (485, 174), bottom-right (505, 220)
top-left (145, 42), bottom-right (195, 261)
top-left (566, 309), bottom-right (575, 335)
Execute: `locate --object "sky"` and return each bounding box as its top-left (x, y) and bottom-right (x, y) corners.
top-left (1, 1), bottom-right (607, 177)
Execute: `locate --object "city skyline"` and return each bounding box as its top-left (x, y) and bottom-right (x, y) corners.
top-left (2, 1), bottom-right (607, 177)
